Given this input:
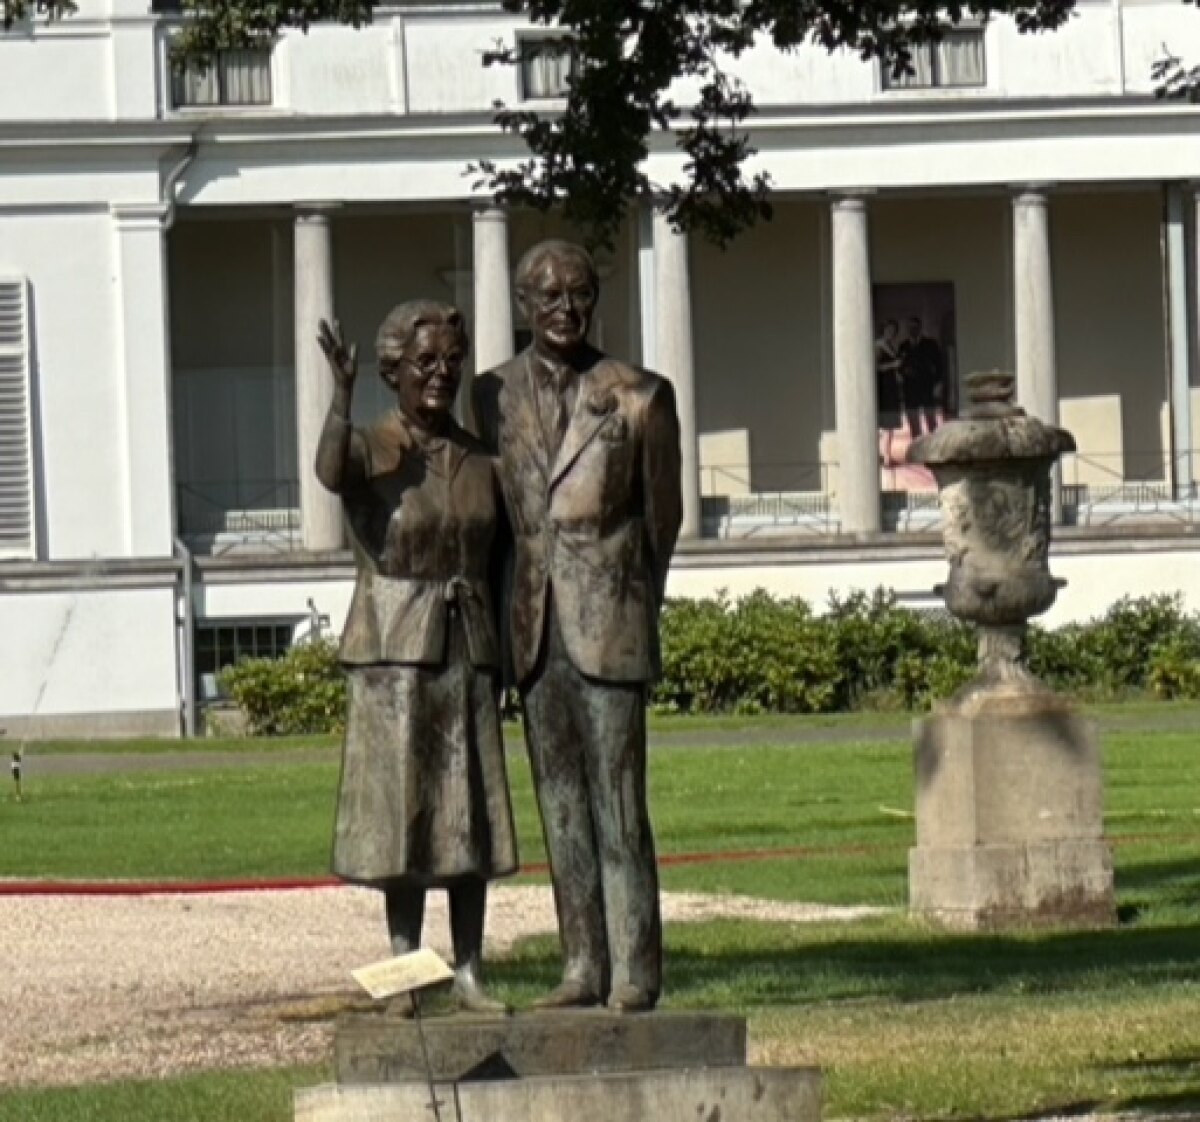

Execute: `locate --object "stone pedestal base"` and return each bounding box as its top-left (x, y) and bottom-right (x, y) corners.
top-left (298, 1010), bottom-right (821, 1122)
top-left (296, 1067), bottom-right (822, 1122)
top-left (909, 694), bottom-right (1115, 930)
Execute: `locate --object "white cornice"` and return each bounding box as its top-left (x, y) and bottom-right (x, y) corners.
top-left (0, 124), bottom-right (196, 152)
top-left (2, 95), bottom-right (1200, 176)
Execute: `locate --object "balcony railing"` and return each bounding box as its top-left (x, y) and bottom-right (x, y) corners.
top-left (177, 478), bottom-right (300, 554)
top-left (700, 450), bottom-right (1200, 539)
top-left (175, 451), bottom-right (1200, 555)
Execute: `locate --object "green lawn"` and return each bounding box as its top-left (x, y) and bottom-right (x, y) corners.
top-left (3, 738), bottom-right (919, 899)
top-left (3, 730), bottom-right (1197, 908)
top-left (19, 697), bottom-right (1200, 755)
top-left (2, 720), bottom-right (1199, 1120)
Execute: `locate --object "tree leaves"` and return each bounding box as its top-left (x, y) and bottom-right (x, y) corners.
top-left (171, 0), bottom-right (374, 61)
top-left (474, 0), bottom-right (1082, 248)
top-left (2, 0), bottom-right (75, 32)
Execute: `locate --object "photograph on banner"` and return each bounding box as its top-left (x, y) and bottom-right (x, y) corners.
top-left (872, 282), bottom-right (959, 492)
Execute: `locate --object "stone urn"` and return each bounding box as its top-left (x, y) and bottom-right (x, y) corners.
top-left (907, 371), bottom-right (1075, 703)
top-left (905, 372), bottom-right (1114, 931)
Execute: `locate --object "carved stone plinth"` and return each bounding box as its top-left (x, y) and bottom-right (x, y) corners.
top-left (909, 693), bottom-right (1116, 930)
top-left (297, 1011), bottom-right (822, 1122)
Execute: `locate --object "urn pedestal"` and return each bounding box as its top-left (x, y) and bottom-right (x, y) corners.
top-left (909, 693), bottom-right (1114, 930)
top-left (905, 372), bottom-right (1115, 931)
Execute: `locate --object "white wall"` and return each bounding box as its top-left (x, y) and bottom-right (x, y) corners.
top-left (198, 574), bottom-right (354, 629)
top-left (0, 212), bottom-right (129, 559)
top-left (281, 22), bottom-right (398, 115)
top-left (1121, 0), bottom-right (1200, 95)
top-left (667, 540), bottom-right (1200, 629)
top-left (402, 14), bottom-right (523, 113)
top-left (991, 4), bottom-right (1120, 97)
top-left (0, 1), bottom-right (1186, 127)
top-left (8, 0), bottom-right (1200, 128)
top-left (692, 202), bottom-right (826, 492)
top-left (0, 586), bottom-right (178, 720)
top-left (1052, 189), bottom-right (1168, 481)
top-left (0, 30), bottom-right (111, 120)
top-left (188, 537), bottom-right (1200, 646)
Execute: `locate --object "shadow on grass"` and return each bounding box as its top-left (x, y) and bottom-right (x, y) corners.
top-left (492, 913), bottom-right (1200, 1010)
top-left (1099, 1053), bottom-right (1200, 1115)
top-left (1117, 854), bottom-right (1200, 910)
top-left (966, 1058), bottom-right (1200, 1122)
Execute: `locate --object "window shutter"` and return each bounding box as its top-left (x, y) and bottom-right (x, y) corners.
top-left (0, 278), bottom-right (36, 558)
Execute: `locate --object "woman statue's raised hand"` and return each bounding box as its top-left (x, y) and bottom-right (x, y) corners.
top-left (318, 318), bottom-right (358, 391)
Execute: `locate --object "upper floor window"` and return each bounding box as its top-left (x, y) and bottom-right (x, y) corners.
top-left (171, 47), bottom-right (273, 109)
top-left (518, 34), bottom-right (575, 100)
top-left (882, 28), bottom-right (986, 91)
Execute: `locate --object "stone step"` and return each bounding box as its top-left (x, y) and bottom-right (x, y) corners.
top-left (334, 1010), bottom-right (748, 1085)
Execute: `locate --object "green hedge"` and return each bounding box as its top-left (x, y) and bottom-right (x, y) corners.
top-left (219, 591), bottom-right (1200, 735)
top-left (219, 638), bottom-right (346, 736)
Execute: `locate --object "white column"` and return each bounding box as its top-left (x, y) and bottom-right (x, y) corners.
top-left (469, 206), bottom-right (514, 432)
top-left (1013, 189), bottom-right (1058, 426)
top-left (637, 205), bottom-right (657, 370)
top-left (830, 195), bottom-right (881, 534)
top-left (652, 211), bottom-right (703, 540)
top-left (472, 206), bottom-right (514, 374)
top-left (1013, 187), bottom-right (1061, 520)
top-left (1167, 184), bottom-right (1194, 497)
top-left (293, 206), bottom-right (343, 552)
top-left (111, 202), bottom-right (176, 556)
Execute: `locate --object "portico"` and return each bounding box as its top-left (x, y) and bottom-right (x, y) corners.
top-left (167, 178), bottom-right (1196, 553)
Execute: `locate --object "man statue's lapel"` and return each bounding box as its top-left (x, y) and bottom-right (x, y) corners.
top-left (499, 354), bottom-right (551, 481)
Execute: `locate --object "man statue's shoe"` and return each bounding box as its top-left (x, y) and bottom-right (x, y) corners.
top-left (607, 984), bottom-right (656, 1014)
top-left (531, 979), bottom-right (602, 1010)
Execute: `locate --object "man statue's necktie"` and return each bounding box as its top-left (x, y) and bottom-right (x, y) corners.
top-left (540, 371), bottom-right (571, 459)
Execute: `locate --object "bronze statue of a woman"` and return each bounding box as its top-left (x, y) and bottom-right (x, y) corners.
top-left (315, 300), bottom-right (517, 1014)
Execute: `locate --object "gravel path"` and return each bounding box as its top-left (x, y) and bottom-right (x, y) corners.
top-left (4, 886), bottom-right (883, 1090)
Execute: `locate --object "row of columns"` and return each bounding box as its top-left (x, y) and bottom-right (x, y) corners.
top-left (292, 204), bottom-right (703, 552)
top-left (294, 184), bottom-right (1123, 547)
top-left (832, 187), bottom-right (1061, 532)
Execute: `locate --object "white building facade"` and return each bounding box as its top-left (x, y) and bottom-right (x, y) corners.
top-left (5, 0), bottom-right (1200, 735)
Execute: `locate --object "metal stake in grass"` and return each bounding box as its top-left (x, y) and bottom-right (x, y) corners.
top-left (350, 950), bottom-right (457, 1122)
top-left (10, 750), bottom-right (20, 802)
top-left (410, 991), bottom-right (447, 1122)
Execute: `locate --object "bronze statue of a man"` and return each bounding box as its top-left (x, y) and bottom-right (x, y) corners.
top-left (473, 239), bottom-right (683, 1013)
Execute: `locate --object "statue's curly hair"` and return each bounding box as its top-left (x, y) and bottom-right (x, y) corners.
top-left (375, 300), bottom-right (468, 382)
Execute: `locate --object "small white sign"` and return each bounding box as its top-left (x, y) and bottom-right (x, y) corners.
top-left (351, 949), bottom-right (455, 1001)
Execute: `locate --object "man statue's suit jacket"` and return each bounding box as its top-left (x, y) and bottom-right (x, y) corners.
top-left (473, 351), bottom-right (683, 686)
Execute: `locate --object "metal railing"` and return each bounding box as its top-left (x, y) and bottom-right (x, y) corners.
top-left (1060, 450), bottom-right (1200, 527)
top-left (700, 450), bottom-right (1200, 539)
top-left (176, 478), bottom-right (301, 554)
top-left (175, 450), bottom-right (1200, 554)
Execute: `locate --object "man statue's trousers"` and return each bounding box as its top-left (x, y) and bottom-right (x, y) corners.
top-left (521, 605), bottom-right (662, 1001)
